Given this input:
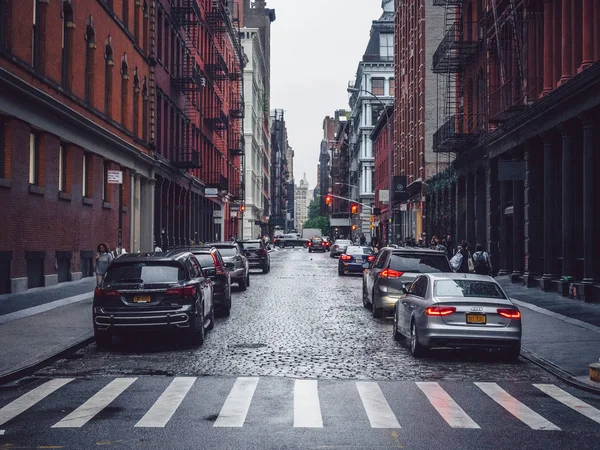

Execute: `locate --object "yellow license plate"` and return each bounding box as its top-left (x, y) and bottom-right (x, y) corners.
top-left (466, 314), bottom-right (486, 324)
top-left (134, 295), bottom-right (151, 303)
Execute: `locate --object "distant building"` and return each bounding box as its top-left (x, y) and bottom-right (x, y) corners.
top-left (295, 174), bottom-right (310, 232)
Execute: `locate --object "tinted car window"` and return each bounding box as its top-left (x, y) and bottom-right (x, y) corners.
top-left (193, 254), bottom-right (215, 267)
top-left (347, 246), bottom-right (373, 255)
top-left (389, 254), bottom-right (451, 273)
top-left (374, 250), bottom-right (387, 268)
top-left (213, 247), bottom-right (237, 257)
top-left (335, 240), bottom-right (351, 245)
top-left (434, 280), bottom-right (506, 299)
top-left (409, 277), bottom-right (427, 297)
top-left (105, 263), bottom-right (185, 283)
top-left (241, 242), bottom-right (262, 250)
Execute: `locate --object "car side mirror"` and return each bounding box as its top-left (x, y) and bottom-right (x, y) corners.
top-left (401, 287), bottom-right (408, 295)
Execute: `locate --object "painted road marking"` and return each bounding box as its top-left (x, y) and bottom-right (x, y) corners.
top-left (0, 378), bottom-right (74, 426)
top-left (294, 380), bottom-right (323, 428)
top-left (356, 382), bottom-right (401, 429)
top-left (534, 384), bottom-right (600, 425)
top-left (135, 377), bottom-right (196, 428)
top-left (213, 377), bottom-right (259, 427)
top-left (52, 378), bottom-right (137, 428)
top-left (475, 382), bottom-right (560, 430)
top-left (416, 382), bottom-right (480, 429)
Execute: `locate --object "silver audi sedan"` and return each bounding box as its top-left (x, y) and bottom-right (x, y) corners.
top-left (393, 273), bottom-right (522, 360)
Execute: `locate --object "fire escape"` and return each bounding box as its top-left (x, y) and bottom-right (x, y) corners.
top-left (170, 0), bottom-right (205, 169)
top-left (432, 0), bottom-right (480, 154)
top-left (487, 0), bottom-right (542, 125)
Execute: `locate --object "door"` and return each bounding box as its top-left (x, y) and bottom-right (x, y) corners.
top-left (368, 250), bottom-right (388, 301)
top-left (190, 257), bottom-right (209, 320)
top-left (401, 276), bottom-right (427, 334)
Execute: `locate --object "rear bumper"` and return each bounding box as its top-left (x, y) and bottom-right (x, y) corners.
top-left (248, 258), bottom-right (267, 267)
top-left (418, 321), bottom-right (522, 349)
top-left (93, 305), bottom-right (195, 333)
top-left (374, 293), bottom-right (402, 311)
top-left (340, 263), bottom-right (365, 273)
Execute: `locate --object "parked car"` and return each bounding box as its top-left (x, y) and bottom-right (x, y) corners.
top-left (273, 233), bottom-right (309, 248)
top-left (182, 246), bottom-right (232, 317)
top-left (308, 237), bottom-right (327, 253)
top-left (338, 246), bottom-right (375, 275)
top-left (239, 240), bottom-right (270, 273)
top-left (330, 239), bottom-right (352, 258)
top-left (93, 251), bottom-right (214, 347)
top-left (393, 273), bottom-right (521, 360)
top-left (206, 242), bottom-right (250, 290)
top-left (363, 247), bottom-right (452, 318)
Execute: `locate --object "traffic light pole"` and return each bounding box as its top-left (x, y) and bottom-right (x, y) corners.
top-left (320, 193), bottom-right (374, 211)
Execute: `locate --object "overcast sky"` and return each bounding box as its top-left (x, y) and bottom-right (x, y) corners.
top-left (267, 0), bottom-right (383, 190)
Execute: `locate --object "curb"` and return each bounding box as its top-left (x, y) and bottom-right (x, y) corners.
top-left (0, 333), bottom-right (94, 386)
top-left (520, 348), bottom-right (600, 396)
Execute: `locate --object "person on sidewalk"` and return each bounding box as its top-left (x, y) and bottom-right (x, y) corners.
top-left (456, 240), bottom-right (474, 274)
top-left (472, 243), bottom-right (493, 276)
top-left (95, 242), bottom-right (114, 286)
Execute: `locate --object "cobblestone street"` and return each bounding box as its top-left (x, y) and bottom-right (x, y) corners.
top-left (38, 250), bottom-right (552, 382)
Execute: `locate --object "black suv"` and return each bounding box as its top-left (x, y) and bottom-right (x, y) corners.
top-left (239, 240), bottom-right (271, 273)
top-left (93, 251), bottom-right (214, 347)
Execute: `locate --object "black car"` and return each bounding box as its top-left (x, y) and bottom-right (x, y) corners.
top-left (272, 233), bottom-right (309, 248)
top-left (185, 246), bottom-right (232, 317)
top-left (93, 251), bottom-right (214, 347)
top-left (239, 240), bottom-right (271, 273)
top-left (338, 246), bottom-right (375, 275)
top-left (308, 237), bottom-right (326, 253)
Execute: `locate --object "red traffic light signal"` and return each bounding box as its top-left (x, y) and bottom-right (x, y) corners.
top-left (241, 204), bottom-right (245, 212)
top-left (352, 224), bottom-right (357, 231)
top-left (325, 195), bottom-right (332, 205)
top-left (351, 204), bottom-right (358, 214)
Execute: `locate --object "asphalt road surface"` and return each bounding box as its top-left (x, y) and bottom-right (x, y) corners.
top-left (1, 248), bottom-right (599, 449)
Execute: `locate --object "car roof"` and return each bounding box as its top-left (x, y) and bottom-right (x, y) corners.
top-left (239, 240), bottom-right (261, 243)
top-left (110, 251), bottom-right (191, 264)
top-left (389, 247), bottom-right (447, 255)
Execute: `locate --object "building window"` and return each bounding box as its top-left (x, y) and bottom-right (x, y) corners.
top-left (0, 116), bottom-right (5, 178)
top-left (133, 68), bottom-right (140, 137)
top-left (1, 0), bottom-right (6, 50)
top-left (84, 24), bottom-right (96, 106)
top-left (157, 10), bottom-right (163, 61)
top-left (156, 93), bottom-right (162, 154)
top-left (29, 132), bottom-right (39, 185)
top-left (104, 42), bottom-right (113, 117)
top-left (380, 33), bottom-right (393, 60)
top-left (142, 78), bottom-right (148, 141)
top-left (372, 78), bottom-right (384, 96)
top-left (61, 2), bottom-right (73, 90)
top-left (389, 78), bottom-right (395, 97)
top-left (142, 1), bottom-right (149, 54)
top-left (102, 160), bottom-right (108, 201)
top-left (58, 144), bottom-right (67, 192)
top-left (122, 0), bottom-right (129, 30)
top-left (32, 0), bottom-right (40, 69)
top-left (121, 57), bottom-right (129, 129)
top-left (82, 152), bottom-right (90, 197)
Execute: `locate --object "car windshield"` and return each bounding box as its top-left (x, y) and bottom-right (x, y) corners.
top-left (104, 263), bottom-right (185, 283)
top-left (192, 254), bottom-right (215, 268)
top-left (346, 246), bottom-right (373, 255)
top-left (240, 242), bottom-right (261, 250)
top-left (389, 254), bottom-right (451, 273)
top-left (214, 247), bottom-right (237, 257)
top-left (434, 279), bottom-right (507, 299)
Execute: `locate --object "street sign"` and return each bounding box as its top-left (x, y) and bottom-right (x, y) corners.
top-left (400, 204), bottom-right (407, 211)
top-left (107, 170), bottom-right (123, 184)
top-left (230, 204), bottom-right (240, 211)
top-left (205, 188), bottom-right (219, 197)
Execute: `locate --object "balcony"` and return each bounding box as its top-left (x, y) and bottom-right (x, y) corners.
top-left (229, 182), bottom-right (244, 201)
top-left (171, 0), bottom-right (203, 27)
top-left (206, 50), bottom-right (229, 82)
top-left (206, 1), bottom-right (227, 34)
top-left (205, 172), bottom-right (228, 191)
top-left (172, 61), bottom-right (204, 93)
top-left (229, 100), bottom-right (244, 119)
top-left (432, 115), bottom-right (478, 153)
top-left (171, 148), bottom-right (201, 169)
top-left (229, 132), bottom-right (245, 156)
top-left (206, 105), bottom-right (229, 131)
top-left (489, 80), bottom-right (534, 124)
top-left (432, 22), bottom-right (480, 73)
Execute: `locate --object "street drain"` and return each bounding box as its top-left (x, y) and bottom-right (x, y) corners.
top-left (229, 343), bottom-right (267, 349)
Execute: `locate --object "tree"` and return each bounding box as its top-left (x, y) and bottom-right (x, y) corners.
top-left (303, 216), bottom-right (330, 236)
top-left (308, 197), bottom-right (321, 220)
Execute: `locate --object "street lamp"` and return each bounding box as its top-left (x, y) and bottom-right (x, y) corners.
top-left (347, 86), bottom-right (393, 245)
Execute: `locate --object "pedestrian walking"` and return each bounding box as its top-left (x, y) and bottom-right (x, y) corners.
top-left (472, 243), bottom-right (493, 276)
top-left (456, 240), bottom-right (474, 273)
top-left (95, 242), bottom-right (114, 286)
top-left (359, 233), bottom-right (367, 246)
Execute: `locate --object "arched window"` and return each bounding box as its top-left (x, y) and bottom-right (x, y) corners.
top-left (121, 55), bottom-right (129, 129)
top-left (133, 67), bottom-right (140, 137)
top-left (84, 19), bottom-right (96, 106)
top-left (62, 2), bottom-right (74, 90)
top-left (142, 77), bottom-right (148, 141)
top-left (104, 38), bottom-right (113, 117)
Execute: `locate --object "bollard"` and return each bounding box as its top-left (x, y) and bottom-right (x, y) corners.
top-left (590, 361), bottom-right (600, 383)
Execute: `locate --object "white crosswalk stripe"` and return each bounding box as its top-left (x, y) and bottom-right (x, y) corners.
top-left (416, 382), bottom-right (480, 429)
top-left (356, 382), bottom-right (401, 428)
top-left (52, 378), bottom-right (137, 428)
top-left (135, 377), bottom-right (196, 428)
top-left (475, 382), bottom-right (560, 430)
top-left (294, 380), bottom-right (323, 428)
top-left (0, 378), bottom-right (74, 426)
top-left (213, 377), bottom-right (259, 428)
top-left (534, 384), bottom-right (600, 425)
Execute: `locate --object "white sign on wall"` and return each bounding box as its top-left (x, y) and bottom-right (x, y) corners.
top-left (205, 188), bottom-right (219, 198)
top-left (379, 190), bottom-right (389, 203)
top-left (107, 170), bottom-right (123, 184)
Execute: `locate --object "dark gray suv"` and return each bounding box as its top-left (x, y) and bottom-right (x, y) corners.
top-left (206, 242), bottom-right (250, 290)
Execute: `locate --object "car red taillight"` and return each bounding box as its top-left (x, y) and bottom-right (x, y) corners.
top-left (380, 269), bottom-right (404, 278)
top-left (94, 288), bottom-right (120, 297)
top-left (340, 254), bottom-right (352, 261)
top-left (497, 308), bottom-right (521, 319)
top-left (166, 285), bottom-right (197, 297)
top-left (426, 305), bottom-right (457, 316)
top-left (308, 242), bottom-right (312, 246)
top-left (367, 255), bottom-right (375, 262)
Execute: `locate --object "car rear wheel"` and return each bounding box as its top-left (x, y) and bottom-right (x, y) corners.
top-left (371, 289), bottom-right (383, 318)
top-left (94, 332), bottom-right (112, 349)
top-left (246, 273), bottom-right (250, 287)
top-left (338, 264), bottom-right (344, 276)
top-left (410, 321), bottom-right (425, 358)
top-left (362, 282), bottom-right (371, 309)
top-left (207, 303), bottom-right (215, 331)
top-left (191, 306), bottom-right (205, 346)
top-left (308, 248), bottom-right (312, 253)
top-left (263, 264), bottom-right (269, 273)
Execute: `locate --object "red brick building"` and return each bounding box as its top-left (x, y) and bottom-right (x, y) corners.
top-left (371, 105), bottom-right (394, 245)
top-left (425, 0), bottom-right (600, 301)
top-left (0, 0), bottom-right (155, 293)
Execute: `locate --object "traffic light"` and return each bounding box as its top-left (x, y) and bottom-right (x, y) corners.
top-left (325, 195), bottom-right (332, 206)
top-left (241, 204), bottom-right (245, 213)
top-left (351, 204), bottom-right (358, 214)
top-left (352, 224), bottom-right (357, 231)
